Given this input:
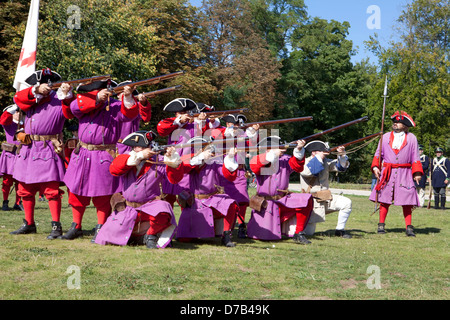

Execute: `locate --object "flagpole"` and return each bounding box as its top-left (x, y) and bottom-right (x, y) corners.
top-left (13, 0), bottom-right (40, 92)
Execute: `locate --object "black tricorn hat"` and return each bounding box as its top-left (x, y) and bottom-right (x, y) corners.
top-left (391, 110), bottom-right (416, 127)
top-left (76, 79), bottom-right (118, 93)
top-left (163, 98), bottom-right (197, 112)
top-left (24, 68), bottom-right (61, 85)
top-left (122, 130), bottom-right (157, 148)
top-left (196, 103), bottom-right (215, 113)
top-left (305, 140), bottom-right (330, 153)
top-left (257, 135), bottom-right (285, 148)
top-left (116, 80), bottom-right (139, 96)
top-left (221, 114), bottom-right (247, 125)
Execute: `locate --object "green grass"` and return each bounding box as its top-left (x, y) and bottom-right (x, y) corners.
top-left (0, 190), bottom-right (448, 300)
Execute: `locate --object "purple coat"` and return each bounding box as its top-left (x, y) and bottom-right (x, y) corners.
top-left (176, 160), bottom-right (238, 239)
top-left (13, 91), bottom-right (66, 184)
top-left (247, 154), bottom-right (312, 240)
top-left (369, 132), bottom-right (422, 206)
top-left (64, 97), bottom-right (137, 197)
top-left (0, 120), bottom-right (20, 176)
top-left (95, 155), bottom-right (177, 248)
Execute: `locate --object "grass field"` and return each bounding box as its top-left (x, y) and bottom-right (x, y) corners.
top-left (0, 188), bottom-right (448, 301)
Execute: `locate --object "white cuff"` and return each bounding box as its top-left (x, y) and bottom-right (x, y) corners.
top-left (173, 116), bottom-right (186, 127)
top-left (190, 153), bottom-right (205, 166)
top-left (126, 151), bottom-right (145, 166)
top-left (164, 152), bottom-right (181, 168)
top-left (123, 95), bottom-right (136, 109)
top-left (265, 150), bottom-right (277, 163)
top-left (209, 118), bottom-right (221, 129)
top-left (224, 154), bottom-right (239, 172)
top-left (6, 105), bottom-right (18, 114)
top-left (56, 87), bottom-right (73, 100)
top-left (293, 147), bottom-right (305, 160)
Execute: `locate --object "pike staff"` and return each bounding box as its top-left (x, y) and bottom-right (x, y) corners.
top-left (372, 76), bottom-right (388, 215)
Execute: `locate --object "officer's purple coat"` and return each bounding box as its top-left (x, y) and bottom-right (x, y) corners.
top-left (95, 154), bottom-right (177, 248)
top-left (64, 96), bottom-right (137, 197)
top-left (369, 132), bottom-right (422, 206)
top-left (13, 91), bottom-right (66, 184)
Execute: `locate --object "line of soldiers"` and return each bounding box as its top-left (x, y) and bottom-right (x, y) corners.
top-left (2, 68), bottom-right (436, 248)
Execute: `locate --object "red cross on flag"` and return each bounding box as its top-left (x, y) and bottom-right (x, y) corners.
top-left (13, 0), bottom-right (40, 91)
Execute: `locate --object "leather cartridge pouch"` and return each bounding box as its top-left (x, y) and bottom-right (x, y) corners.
top-left (311, 189), bottom-right (333, 202)
top-left (178, 190), bottom-right (194, 208)
top-left (110, 193), bottom-right (127, 212)
top-left (249, 194), bottom-right (267, 212)
top-left (15, 131), bottom-right (32, 145)
top-left (1, 142), bottom-right (17, 153)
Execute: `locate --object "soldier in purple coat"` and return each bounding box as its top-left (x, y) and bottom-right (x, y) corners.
top-left (61, 79), bottom-right (139, 241)
top-left (10, 69), bottom-right (74, 239)
top-left (96, 130), bottom-right (182, 249)
top-left (370, 110), bottom-right (423, 236)
top-left (0, 105), bottom-right (22, 211)
top-left (171, 137), bottom-right (240, 247)
top-left (248, 136), bottom-right (314, 244)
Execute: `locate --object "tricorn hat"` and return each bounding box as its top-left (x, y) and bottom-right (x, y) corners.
top-left (116, 80), bottom-right (139, 96)
top-left (163, 98), bottom-right (197, 112)
top-left (24, 68), bottom-right (61, 86)
top-left (257, 135), bottom-right (285, 148)
top-left (76, 79), bottom-right (118, 93)
top-left (391, 110), bottom-right (416, 127)
top-left (221, 114), bottom-right (247, 125)
top-left (122, 130), bottom-right (157, 148)
top-left (196, 103), bottom-right (215, 113)
top-left (304, 140), bottom-right (330, 153)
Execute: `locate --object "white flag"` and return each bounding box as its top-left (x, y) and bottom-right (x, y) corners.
top-left (13, 0), bottom-right (40, 92)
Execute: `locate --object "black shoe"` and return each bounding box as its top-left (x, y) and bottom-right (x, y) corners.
top-left (12, 201), bottom-right (24, 211)
top-left (47, 221), bottom-right (63, 240)
top-left (377, 223), bottom-right (386, 234)
top-left (237, 223), bottom-right (247, 239)
top-left (335, 229), bottom-right (352, 238)
top-left (221, 231), bottom-right (236, 247)
top-left (10, 219), bottom-right (36, 235)
top-left (2, 200), bottom-right (10, 211)
top-left (293, 232), bottom-right (311, 245)
top-left (91, 224), bottom-right (102, 243)
top-left (406, 225), bottom-right (416, 237)
top-left (61, 222), bottom-right (83, 240)
top-left (143, 234), bottom-right (159, 249)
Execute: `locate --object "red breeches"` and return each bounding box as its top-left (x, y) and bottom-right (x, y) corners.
top-left (68, 193), bottom-right (112, 228)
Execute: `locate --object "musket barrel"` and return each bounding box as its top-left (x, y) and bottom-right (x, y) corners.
top-left (329, 132), bottom-right (382, 152)
top-left (113, 71), bottom-right (185, 93)
top-left (240, 116), bottom-right (313, 128)
top-left (299, 116), bottom-right (368, 142)
top-left (141, 85), bottom-right (182, 97)
top-left (50, 74), bottom-right (112, 89)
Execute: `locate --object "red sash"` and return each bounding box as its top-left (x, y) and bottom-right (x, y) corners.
top-left (375, 163), bottom-right (412, 191)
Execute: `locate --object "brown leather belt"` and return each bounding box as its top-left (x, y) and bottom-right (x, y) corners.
top-left (194, 192), bottom-right (219, 200)
top-left (126, 197), bottom-right (162, 208)
top-left (259, 189), bottom-right (291, 201)
top-left (30, 134), bottom-right (64, 154)
top-left (80, 141), bottom-right (116, 151)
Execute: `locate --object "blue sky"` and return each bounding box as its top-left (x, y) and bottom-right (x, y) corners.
top-left (189, 0), bottom-right (413, 64)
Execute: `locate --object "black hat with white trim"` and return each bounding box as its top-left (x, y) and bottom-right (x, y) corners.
top-left (163, 98), bottom-right (198, 112)
top-left (76, 79), bottom-right (118, 93)
top-left (122, 130), bottom-right (157, 148)
top-left (304, 140), bottom-right (330, 153)
top-left (25, 68), bottom-right (61, 86)
top-left (221, 114), bottom-right (247, 125)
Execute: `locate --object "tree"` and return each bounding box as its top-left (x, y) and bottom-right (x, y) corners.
top-left (366, 0), bottom-right (449, 155)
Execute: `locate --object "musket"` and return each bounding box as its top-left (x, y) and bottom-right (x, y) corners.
top-left (112, 71), bottom-right (185, 94)
top-left (215, 116), bottom-right (369, 152)
top-left (238, 116), bottom-right (313, 129)
top-left (151, 136), bottom-right (250, 154)
top-left (329, 132), bottom-right (382, 152)
top-left (141, 85), bottom-right (182, 98)
top-left (49, 74), bottom-right (112, 89)
top-left (187, 108), bottom-right (249, 118)
top-left (372, 76), bottom-right (388, 215)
